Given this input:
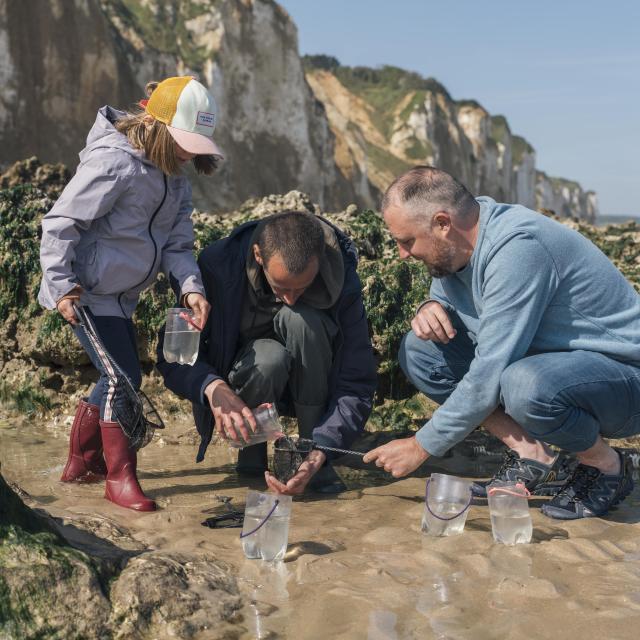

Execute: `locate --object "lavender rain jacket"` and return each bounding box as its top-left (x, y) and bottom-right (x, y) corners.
top-left (39, 106), bottom-right (205, 318)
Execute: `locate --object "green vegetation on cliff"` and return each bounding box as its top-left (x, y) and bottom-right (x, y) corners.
top-left (490, 115), bottom-right (510, 145)
top-left (512, 135), bottom-right (535, 165)
top-left (304, 58), bottom-right (451, 139)
top-left (102, 0), bottom-right (215, 71)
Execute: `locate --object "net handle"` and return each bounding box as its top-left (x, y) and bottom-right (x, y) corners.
top-left (74, 304), bottom-right (126, 383)
top-left (424, 478), bottom-right (472, 521)
top-left (239, 499), bottom-right (280, 539)
top-left (312, 443), bottom-right (365, 457)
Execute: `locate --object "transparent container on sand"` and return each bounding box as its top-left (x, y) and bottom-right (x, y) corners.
top-left (487, 481), bottom-right (532, 545)
top-left (421, 473), bottom-right (472, 537)
top-left (162, 308), bottom-right (200, 366)
top-left (228, 404), bottom-right (284, 449)
top-left (241, 491), bottom-right (292, 562)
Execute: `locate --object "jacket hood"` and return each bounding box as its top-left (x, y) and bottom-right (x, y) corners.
top-left (79, 106), bottom-right (155, 167)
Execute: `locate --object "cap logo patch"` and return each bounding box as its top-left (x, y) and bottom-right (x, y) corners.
top-left (196, 111), bottom-right (215, 127)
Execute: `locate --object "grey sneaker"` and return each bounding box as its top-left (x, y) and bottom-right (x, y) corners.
top-left (541, 450), bottom-right (634, 520)
top-left (472, 450), bottom-right (577, 497)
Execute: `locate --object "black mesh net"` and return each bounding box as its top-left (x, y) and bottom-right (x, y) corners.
top-left (110, 378), bottom-right (164, 450)
top-left (75, 305), bottom-right (164, 450)
top-left (272, 436), bottom-right (315, 483)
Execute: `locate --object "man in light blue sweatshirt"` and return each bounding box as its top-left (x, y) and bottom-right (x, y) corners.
top-left (363, 166), bottom-right (640, 519)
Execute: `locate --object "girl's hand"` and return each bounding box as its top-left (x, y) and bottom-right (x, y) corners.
top-left (56, 286), bottom-right (83, 325)
top-left (184, 292), bottom-right (211, 330)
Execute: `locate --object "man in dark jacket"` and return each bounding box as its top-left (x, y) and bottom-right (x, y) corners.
top-left (158, 211), bottom-right (377, 494)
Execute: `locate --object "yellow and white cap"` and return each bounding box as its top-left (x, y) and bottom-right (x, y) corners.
top-left (145, 76), bottom-right (223, 158)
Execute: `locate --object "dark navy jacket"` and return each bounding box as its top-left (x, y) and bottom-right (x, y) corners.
top-left (157, 218), bottom-right (377, 462)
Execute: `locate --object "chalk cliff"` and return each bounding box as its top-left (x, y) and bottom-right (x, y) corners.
top-left (304, 58), bottom-right (597, 220)
top-left (0, 1), bottom-right (597, 217)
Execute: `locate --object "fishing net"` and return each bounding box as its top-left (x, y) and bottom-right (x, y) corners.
top-left (272, 436), bottom-right (366, 483)
top-left (75, 305), bottom-right (164, 450)
top-left (272, 436), bottom-right (314, 483)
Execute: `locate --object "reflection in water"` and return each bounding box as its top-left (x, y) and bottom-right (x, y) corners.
top-left (367, 610), bottom-right (398, 640)
top-left (238, 560), bottom-right (291, 639)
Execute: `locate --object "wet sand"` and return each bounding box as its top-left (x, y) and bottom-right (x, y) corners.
top-left (2, 413), bottom-right (640, 639)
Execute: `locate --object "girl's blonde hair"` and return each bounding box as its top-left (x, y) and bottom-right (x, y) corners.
top-left (115, 81), bottom-right (219, 177)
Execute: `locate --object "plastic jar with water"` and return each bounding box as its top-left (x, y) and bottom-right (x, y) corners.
top-left (229, 404), bottom-right (284, 449)
top-left (487, 481), bottom-right (532, 545)
top-left (421, 473), bottom-right (472, 537)
top-left (241, 491), bottom-right (292, 562)
top-left (162, 308), bottom-right (200, 366)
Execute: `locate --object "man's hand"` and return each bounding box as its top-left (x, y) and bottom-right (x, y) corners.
top-left (184, 292), bottom-right (211, 330)
top-left (204, 380), bottom-right (256, 443)
top-left (264, 449), bottom-right (326, 495)
top-left (411, 301), bottom-right (456, 343)
top-left (363, 436), bottom-right (430, 478)
top-left (56, 286), bottom-right (83, 325)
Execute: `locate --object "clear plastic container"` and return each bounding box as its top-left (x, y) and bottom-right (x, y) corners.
top-left (421, 473), bottom-right (472, 537)
top-left (487, 481), bottom-right (532, 545)
top-left (241, 491), bottom-right (292, 562)
top-left (228, 404), bottom-right (284, 449)
top-left (162, 308), bottom-right (200, 366)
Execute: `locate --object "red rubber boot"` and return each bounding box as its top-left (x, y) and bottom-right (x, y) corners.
top-left (100, 420), bottom-right (156, 512)
top-left (60, 399), bottom-right (107, 482)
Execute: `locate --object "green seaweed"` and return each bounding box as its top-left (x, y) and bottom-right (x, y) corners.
top-left (1, 168), bottom-right (638, 411)
top-left (0, 382), bottom-right (52, 415)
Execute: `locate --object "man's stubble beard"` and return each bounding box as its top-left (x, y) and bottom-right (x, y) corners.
top-left (425, 238), bottom-right (457, 279)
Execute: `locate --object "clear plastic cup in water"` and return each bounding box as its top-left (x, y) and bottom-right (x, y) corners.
top-left (162, 308), bottom-right (200, 366)
top-left (421, 473), bottom-right (472, 537)
top-left (241, 490), bottom-right (292, 562)
top-left (228, 404), bottom-right (284, 449)
top-left (487, 481), bottom-right (532, 545)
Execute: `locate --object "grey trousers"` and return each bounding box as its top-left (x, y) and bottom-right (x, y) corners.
top-left (228, 302), bottom-right (338, 470)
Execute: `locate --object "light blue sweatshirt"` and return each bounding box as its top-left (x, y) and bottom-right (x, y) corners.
top-left (416, 197), bottom-right (640, 456)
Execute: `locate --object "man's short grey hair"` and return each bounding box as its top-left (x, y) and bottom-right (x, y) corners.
top-left (381, 166), bottom-right (477, 224)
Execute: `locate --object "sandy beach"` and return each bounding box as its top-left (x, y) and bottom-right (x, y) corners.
top-left (1, 411), bottom-right (639, 640)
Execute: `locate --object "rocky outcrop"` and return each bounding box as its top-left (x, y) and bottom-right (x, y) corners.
top-left (0, 468), bottom-right (244, 639)
top-left (304, 60), bottom-right (598, 219)
top-left (0, 160), bottom-right (630, 419)
top-left (0, 164), bottom-right (428, 415)
top-left (0, 469), bottom-right (110, 639)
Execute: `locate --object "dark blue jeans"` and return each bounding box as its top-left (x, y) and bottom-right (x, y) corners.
top-left (73, 312), bottom-right (141, 421)
top-left (399, 328), bottom-right (640, 452)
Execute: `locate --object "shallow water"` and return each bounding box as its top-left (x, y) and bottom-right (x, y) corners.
top-left (2, 414), bottom-right (640, 639)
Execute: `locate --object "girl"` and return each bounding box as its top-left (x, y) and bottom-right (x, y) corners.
top-left (39, 76), bottom-right (220, 512)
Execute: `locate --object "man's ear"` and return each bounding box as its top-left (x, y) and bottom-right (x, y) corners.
top-left (433, 211), bottom-right (452, 234)
top-left (253, 244), bottom-right (263, 266)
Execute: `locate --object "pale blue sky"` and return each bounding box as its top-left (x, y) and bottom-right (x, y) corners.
top-left (280, 0), bottom-right (640, 216)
